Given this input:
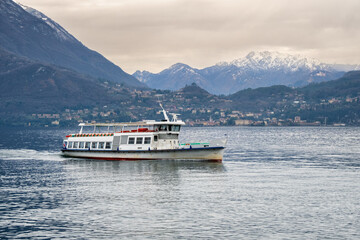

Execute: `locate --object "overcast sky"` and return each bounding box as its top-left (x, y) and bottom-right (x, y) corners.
top-left (17, 0), bottom-right (360, 73)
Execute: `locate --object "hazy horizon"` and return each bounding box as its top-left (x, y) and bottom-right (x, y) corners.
top-left (16, 0), bottom-right (360, 73)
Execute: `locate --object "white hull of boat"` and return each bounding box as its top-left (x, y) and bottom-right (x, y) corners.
top-left (61, 147), bottom-right (224, 162)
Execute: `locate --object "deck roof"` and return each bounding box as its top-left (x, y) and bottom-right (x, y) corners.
top-left (79, 120), bottom-right (185, 127)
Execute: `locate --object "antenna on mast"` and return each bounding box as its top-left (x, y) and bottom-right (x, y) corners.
top-left (159, 103), bottom-right (169, 121)
top-left (170, 113), bottom-right (181, 122)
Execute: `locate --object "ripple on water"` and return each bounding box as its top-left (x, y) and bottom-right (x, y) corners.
top-left (0, 127), bottom-right (359, 239)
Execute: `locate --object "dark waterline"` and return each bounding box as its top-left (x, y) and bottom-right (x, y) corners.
top-left (1, 127), bottom-right (359, 239)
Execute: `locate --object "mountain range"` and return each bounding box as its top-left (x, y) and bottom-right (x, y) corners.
top-left (133, 51), bottom-right (356, 94)
top-left (0, 0), bottom-right (359, 126)
top-left (0, 0), bottom-right (145, 88)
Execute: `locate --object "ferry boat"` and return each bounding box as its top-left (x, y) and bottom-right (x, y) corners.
top-left (61, 105), bottom-right (226, 161)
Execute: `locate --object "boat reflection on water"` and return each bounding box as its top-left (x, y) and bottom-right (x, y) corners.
top-left (63, 158), bottom-right (225, 172)
top-left (62, 159), bottom-right (226, 189)
top-left (63, 158), bottom-right (226, 183)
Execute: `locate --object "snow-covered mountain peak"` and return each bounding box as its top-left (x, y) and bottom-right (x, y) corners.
top-left (169, 63), bottom-right (192, 70)
top-left (18, 2), bottom-right (77, 42)
top-left (226, 51), bottom-right (330, 72)
top-left (167, 63), bottom-right (198, 74)
top-left (133, 50), bottom-right (344, 94)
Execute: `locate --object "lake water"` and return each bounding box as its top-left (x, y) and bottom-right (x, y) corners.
top-left (0, 127), bottom-right (359, 239)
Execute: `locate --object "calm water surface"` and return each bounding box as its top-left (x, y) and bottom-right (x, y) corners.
top-left (0, 127), bottom-right (359, 239)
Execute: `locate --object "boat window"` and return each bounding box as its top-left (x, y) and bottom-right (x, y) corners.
top-left (99, 142), bottom-right (105, 149)
top-left (136, 137), bottom-right (143, 144)
top-left (105, 142), bottom-right (111, 149)
top-left (85, 142), bottom-right (90, 148)
top-left (91, 142), bottom-right (97, 149)
top-left (128, 137), bottom-right (135, 144)
top-left (144, 137), bottom-right (151, 144)
top-left (154, 136), bottom-right (158, 141)
top-left (159, 125), bottom-right (167, 131)
top-left (73, 142), bottom-right (79, 148)
top-left (79, 142), bottom-right (84, 148)
top-left (172, 125), bottom-right (180, 132)
top-left (68, 142), bottom-right (73, 149)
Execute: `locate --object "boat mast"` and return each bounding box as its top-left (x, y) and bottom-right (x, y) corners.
top-left (159, 103), bottom-right (169, 122)
top-left (79, 123), bottom-right (85, 134)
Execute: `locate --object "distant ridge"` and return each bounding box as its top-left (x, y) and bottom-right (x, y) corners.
top-left (228, 70), bottom-right (360, 108)
top-left (133, 51), bottom-right (348, 94)
top-left (0, 0), bottom-right (146, 88)
top-left (134, 63), bottom-right (208, 92)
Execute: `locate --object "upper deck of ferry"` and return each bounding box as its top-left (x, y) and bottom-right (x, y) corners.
top-left (63, 105), bottom-right (187, 151)
top-left (74, 104), bottom-right (185, 134)
top-left (73, 119), bottom-right (185, 134)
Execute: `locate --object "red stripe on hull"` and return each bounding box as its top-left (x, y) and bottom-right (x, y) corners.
top-left (64, 155), bottom-right (222, 162)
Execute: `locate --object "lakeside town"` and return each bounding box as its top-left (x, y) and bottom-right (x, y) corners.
top-left (28, 108), bottom-right (346, 127)
top-left (26, 84), bottom-right (359, 127)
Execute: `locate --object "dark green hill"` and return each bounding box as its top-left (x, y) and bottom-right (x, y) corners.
top-left (180, 83), bottom-right (211, 99)
top-left (229, 85), bottom-right (294, 111)
top-left (229, 71), bottom-right (360, 109)
top-left (227, 71), bottom-right (359, 125)
top-left (300, 71), bottom-right (360, 99)
top-left (0, 48), bottom-right (128, 114)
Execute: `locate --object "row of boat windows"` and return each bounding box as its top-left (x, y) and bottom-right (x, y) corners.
top-left (128, 137), bottom-right (151, 144)
top-left (65, 137), bottom-right (153, 149)
top-left (67, 141), bottom-right (112, 149)
top-left (156, 125), bottom-right (181, 132)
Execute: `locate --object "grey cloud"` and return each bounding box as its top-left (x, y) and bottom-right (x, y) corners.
top-left (17, 0), bottom-right (360, 72)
